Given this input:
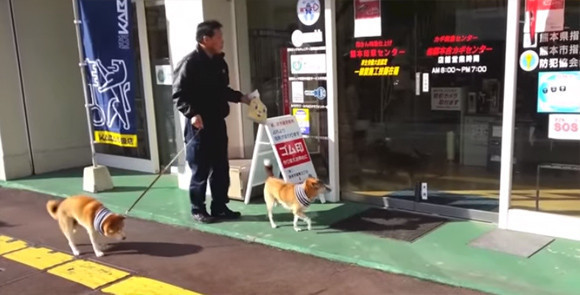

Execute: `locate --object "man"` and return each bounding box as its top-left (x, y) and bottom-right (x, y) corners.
top-left (172, 20), bottom-right (251, 224)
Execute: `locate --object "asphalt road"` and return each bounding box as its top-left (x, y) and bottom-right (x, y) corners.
top-left (0, 187), bottom-right (485, 295)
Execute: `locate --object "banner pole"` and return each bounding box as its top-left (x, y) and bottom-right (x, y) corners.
top-left (71, 0), bottom-right (97, 168)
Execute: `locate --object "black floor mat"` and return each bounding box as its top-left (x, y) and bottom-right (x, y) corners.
top-left (329, 208), bottom-right (448, 242)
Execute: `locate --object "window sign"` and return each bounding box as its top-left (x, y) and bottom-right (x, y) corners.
top-left (426, 34), bottom-right (493, 74)
top-left (349, 39), bottom-right (405, 77)
top-left (549, 114), bottom-right (580, 140)
top-left (354, 0), bottom-right (382, 38)
top-left (538, 71), bottom-right (580, 113)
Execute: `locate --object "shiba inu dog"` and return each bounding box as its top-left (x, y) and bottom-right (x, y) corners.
top-left (263, 159), bottom-right (330, 232)
top-left (46, 195), bottom-right (126, 257)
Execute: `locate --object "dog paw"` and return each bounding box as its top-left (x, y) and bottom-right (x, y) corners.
top-left (271, 224), bottom-right (278, 229)
top-left (72, 250), bottom-right (80, 256)
top-left (294, 227), bottom-right (302, 232)
top-left (94, 251), bottom-right (105, 257)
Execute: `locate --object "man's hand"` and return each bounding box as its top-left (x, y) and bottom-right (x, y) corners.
top-left (241, 94), bottom-right (252, 105)
top-left (191, 115), bottom-right (204, 129)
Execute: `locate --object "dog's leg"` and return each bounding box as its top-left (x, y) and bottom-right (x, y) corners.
top-left (264, 191), bottom-right (278, 229)
top-left (292, 208), bottom-right (311, 232)
top-left (295, 210), bottom-right (312, 231)
top-left (293, 214), bottom-right (302, 232)
top-left (87, 230), bottom-right (105, 257)
top-left (58, 218), bottom-right (80, 256)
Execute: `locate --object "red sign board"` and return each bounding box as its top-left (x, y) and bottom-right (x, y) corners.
top-left (275, 138), bottom-right (311, 169)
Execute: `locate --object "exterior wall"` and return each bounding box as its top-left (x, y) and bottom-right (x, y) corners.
top-left (11, 0), bottom-right (91, 174)
top-left (0, 0), bottom-right (33, 180)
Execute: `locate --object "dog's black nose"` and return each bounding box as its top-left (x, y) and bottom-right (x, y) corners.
top-left (122, 236), bottom-right (126, 240)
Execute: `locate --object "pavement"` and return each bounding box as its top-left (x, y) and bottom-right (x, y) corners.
top-left (0, 188), bottom-right (483, 295)
top-left (2, 168), bottom-right (580, 295)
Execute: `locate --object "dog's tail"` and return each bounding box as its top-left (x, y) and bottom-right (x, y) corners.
top-left (264, 159), bottom-right (274, 177)
top-left (46, 200), bottom-right (61, 220)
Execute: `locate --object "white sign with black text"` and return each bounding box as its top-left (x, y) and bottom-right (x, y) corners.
top-left (245, 115), bottom-right (324, 204)
top-left (431, 87), bottom-right (464, 111)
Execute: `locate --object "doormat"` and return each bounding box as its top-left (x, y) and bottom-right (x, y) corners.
top-left (469, 229), bottom-right (554, 258)
top-left (328, 208), bottom-right (448, 242)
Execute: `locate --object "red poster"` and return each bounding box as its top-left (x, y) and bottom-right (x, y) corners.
top-left (275, 138), bottom-right (311, 169)
top-left (280, 48), bottom-right (290, 115)
top-left (354, 0), bottom-right (380, 19)
top-left (525, 0), bottom-right (564, 39)
top-left (354, 0), bottom-right (381, 38)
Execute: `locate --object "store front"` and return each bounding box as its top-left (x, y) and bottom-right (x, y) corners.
top-left (335, 0), bottom-right (507, 222)
top-left (5, 0), bottom-right (578, 241)
top-left (233, 0), bottom-right (580, 240)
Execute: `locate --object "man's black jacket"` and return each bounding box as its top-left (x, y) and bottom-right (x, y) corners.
top-left (172, 45), bottom-right (243, 123)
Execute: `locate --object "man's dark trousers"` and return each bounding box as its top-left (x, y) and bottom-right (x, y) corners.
top-left (184, 118), bottom-right (230, 214)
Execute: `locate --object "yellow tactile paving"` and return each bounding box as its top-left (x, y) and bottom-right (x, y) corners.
top-left (1, 235), bottom-right (202, 294)
top-left (4, 247), bottom-right (73, 270)
top-left (48, 260), bottom-right (130, 289)
top-left (0, 235), bottom-right (28, 255)
top-left (102, 276), bottom-right (202, 295)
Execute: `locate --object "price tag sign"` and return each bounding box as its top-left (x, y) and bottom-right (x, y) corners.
top-left (549, 114), bottom-right (580, 140)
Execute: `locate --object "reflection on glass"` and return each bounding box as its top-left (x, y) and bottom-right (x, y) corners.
top-left (337, 0), bottom-right (507, 212)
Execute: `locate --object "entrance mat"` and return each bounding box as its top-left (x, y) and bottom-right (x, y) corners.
top-left (469, 229), bottom-right (554, 258)
top-left (328, 208), bottom-right (448, 242)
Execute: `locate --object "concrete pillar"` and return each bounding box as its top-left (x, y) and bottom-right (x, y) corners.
top-left (0, 0), bottom-right (33, 180)
top-left (11, 0), bottom-right (91, 174)
top-left (0, 0), bottom-right (91, 181)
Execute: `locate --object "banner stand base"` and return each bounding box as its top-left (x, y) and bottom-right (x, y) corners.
top-left (83, 165), bottom-right (114, 193)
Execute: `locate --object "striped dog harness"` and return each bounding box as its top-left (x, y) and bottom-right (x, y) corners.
top-left (93, 207), bottom-right (113, 235)
top-left (295, 185), bottom-right (311, 207)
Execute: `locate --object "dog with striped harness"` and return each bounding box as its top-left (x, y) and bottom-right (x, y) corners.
top-left (263, 159), bottom-right (330, 232)
top-left (46, 195), bottom-right (126, 257)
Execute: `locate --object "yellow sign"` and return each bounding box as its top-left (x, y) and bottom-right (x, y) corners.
top-left (292, 108), bottom-right (310, 135)
top-left (361, 58), bottom-right (388, 66)
top-left (355, 66), bottom-right (400, 77)
top-left (94, 131), bottom-right (138, 148)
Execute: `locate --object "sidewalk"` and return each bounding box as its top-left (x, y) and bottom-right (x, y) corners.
top-left (2, 167), bottom-right (580, 295)
top-left (0, 188), bottom-right (482, 295)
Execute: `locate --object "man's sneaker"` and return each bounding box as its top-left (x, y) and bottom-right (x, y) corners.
top-left (211, 206), bottom-right (241, 220)
top-left (192, 211), bottom-right (215, 224)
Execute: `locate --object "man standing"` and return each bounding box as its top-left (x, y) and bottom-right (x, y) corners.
top-left (172, 20), bottom-right (251, 223)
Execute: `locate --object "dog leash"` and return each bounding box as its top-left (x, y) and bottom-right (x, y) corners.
top-left (125, 129), bottom-right (200, 215)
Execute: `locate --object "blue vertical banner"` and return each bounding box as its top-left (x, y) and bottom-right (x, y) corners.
top-left (78, 0), bottom-right (137, 148)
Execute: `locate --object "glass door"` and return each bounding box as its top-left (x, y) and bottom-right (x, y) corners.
top-left (236, 0), bottom-right (330, 183)
top-left (337, 0), bottom-right (507, 222)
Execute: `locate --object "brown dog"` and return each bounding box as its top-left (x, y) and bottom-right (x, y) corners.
top-left (263, 159), bottom-right (330, 232)
top-left (46, 195), bottom-right (126, 257)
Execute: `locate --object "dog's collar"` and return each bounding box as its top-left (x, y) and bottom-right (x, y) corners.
top-left (295, 185), bottom-right (311, 207)
top-left (93, 207), bottom-right (113, 235)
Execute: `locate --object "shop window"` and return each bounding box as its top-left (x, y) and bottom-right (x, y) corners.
top-left (337, 0), bottom-right (507, 212)
top-left (511, 1), bottom-right (580, 216)
top-left (239, 0), bottom-right (330, 182)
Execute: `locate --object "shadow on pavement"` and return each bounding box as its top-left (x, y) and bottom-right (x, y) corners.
top-left (0, 220), bottom-right (15, 228)
top-left (106, 241), bottom-right (202, 257)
